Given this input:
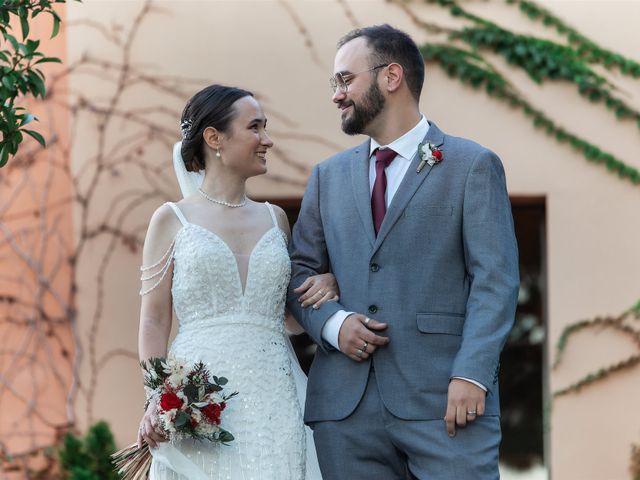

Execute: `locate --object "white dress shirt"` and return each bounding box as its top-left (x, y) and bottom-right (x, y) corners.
top-left (319, 115), bottom-right (485, 391)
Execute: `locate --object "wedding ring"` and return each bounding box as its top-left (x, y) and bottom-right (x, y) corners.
top-left (364, 317), bottom-right (371, 326)
top-left (362, 341), bottom-right (368, 352)
top-left (356, 349), bottom-right (363, 358)
top-left (467, 410), bottom-right (477, 416)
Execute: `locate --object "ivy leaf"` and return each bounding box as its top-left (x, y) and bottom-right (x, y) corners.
top-left (23, 129), bottom-right (46, 147)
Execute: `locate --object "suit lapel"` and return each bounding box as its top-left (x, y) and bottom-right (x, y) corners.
top-left (372, 122), bottom-right (446, 254)
top-left (350, 140), bottom-right (376, 247)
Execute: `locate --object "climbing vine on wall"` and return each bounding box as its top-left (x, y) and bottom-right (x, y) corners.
top-left (396, 0), bottom-right (640, 185)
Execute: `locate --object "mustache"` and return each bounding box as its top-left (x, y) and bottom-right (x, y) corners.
top-left (338, 100), bottom-right (355, 109)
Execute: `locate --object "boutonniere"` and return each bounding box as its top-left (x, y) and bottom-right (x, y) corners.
top-left (416, 142), bottom-right (443, 173)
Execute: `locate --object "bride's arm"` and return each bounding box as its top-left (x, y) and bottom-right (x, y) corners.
top-left (137, 204), bottom-right (181, 447)
top-left (139, 205), bottom-right (179, 360)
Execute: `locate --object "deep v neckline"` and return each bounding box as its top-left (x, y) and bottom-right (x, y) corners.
top-left (182, 223), bottom-right (279, 297)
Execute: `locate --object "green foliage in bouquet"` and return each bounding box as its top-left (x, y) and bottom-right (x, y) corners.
top-left (141, 356), bottom-right (237, 443)
top-left (58, 421), bottom-right (120, 480)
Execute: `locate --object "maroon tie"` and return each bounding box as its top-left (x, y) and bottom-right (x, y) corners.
top-left (371, 148), bottom-right (397, 235)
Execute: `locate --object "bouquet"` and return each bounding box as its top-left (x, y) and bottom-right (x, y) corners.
top-left (111, 356), bottom-right (237, 480)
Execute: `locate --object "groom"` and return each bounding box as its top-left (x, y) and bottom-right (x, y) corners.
top-left (287, 24), bottom-right (519, 479)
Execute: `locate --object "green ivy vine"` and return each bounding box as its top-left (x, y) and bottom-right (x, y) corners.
top-left (552, 299), bottom-right (640, 396)
top-left (417, 0), bottom-right (640, 186)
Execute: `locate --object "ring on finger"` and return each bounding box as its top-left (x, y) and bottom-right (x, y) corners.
top-left (364, 317), bottom-right (371, 326)
top-left (362, 341), bottom-right (368, 352)
top-left (318, 290), bottom-right (325, 296)
top-left (466, 410), bottom-right (477, 416)
top-left (355, 349), bottom-right (363, 358)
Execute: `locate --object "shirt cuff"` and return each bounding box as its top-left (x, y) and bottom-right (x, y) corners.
top-left (452, 376), bottom-right (487, 392)
top-left (321, 310), bottom-right (353, 351)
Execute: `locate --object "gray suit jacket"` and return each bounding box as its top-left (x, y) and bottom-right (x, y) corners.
top-left (287, 122), bottom-right (519, 423)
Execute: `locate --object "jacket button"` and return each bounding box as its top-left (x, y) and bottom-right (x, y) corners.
top-left (368, 305), bottom-right (378, 314)
top-left (370, 263), bottom-right (379, 272)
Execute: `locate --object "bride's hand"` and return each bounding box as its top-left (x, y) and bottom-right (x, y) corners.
top-left (294, 273), bottom-right (339, 309)
top-left (137, 401), bottom-right (167, 449)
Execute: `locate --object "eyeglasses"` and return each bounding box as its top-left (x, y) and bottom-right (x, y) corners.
top-left (329, 64), bottom-right (388, 94)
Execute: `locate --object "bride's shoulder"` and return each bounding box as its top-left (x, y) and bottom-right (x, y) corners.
top-left (143, 203), bottom-right (184, 251)
top-left (149, 203), bottom-right (183, 231)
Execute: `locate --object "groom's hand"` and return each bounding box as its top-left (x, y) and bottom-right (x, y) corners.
top-left (338, 313), bottom-right (389, 362)
top-left (444, 378), bottom-right (486, 437)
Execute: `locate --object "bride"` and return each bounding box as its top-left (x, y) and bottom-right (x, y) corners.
top-left (137, 84), bottom-right (335, 479)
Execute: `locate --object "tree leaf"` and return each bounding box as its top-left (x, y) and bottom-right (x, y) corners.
top-left (34, 56), bottom-right (62, 65)
top-left (51, 13), bottom-right (60, 38)
top-left (26, 39), bottom-right (40, 53)
top-left (23, 129), bottom-right (46, 147)
top-left (27, 71), bottom-right (46, 98)
top-left (20, 12), bottom-right (30, 40)
top-left (0, 143), bottom-right (9, 168)
top-left (5, 33), bottom-right (20, 51)
top-left (1, 74), bottom-right (15, 92)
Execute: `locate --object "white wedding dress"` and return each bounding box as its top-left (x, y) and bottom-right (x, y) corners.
top-left (149, 201), bottom-right (315, 479)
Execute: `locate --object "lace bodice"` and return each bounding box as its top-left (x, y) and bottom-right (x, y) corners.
top-left (171, 222), bottom-right (290, 335)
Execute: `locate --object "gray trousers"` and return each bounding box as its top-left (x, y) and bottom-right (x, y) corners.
top-left (311, 369), bottom-right (501, 479)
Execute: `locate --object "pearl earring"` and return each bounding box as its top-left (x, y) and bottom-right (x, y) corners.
top-left (216, 149), bottom-right (221, 158)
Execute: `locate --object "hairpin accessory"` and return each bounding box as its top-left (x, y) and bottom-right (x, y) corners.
top-left (180, 118), bottom-right (193, 140)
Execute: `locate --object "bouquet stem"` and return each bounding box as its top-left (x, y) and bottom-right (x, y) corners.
top-left (111, 441), bottom-right (152, 480)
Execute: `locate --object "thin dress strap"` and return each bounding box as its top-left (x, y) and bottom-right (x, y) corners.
top-left (166, 201), bottom-right (189, 226)
top-left (139, 202), bottom-right (184, 296)
top-left (265, 202), bottom-right (278, 228)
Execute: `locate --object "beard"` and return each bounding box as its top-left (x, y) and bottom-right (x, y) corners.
top-left (340, 80), bottom-right (385, 136)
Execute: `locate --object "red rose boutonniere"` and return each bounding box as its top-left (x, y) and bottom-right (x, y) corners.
top-left (416, 142), bottom-right (443, 173)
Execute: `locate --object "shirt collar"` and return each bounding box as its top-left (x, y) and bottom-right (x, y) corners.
top-left (369, 114), bottom-right (430, 160)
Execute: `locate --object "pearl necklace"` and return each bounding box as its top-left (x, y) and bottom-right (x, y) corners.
top-left (198, 188), bottom-right (246, 208)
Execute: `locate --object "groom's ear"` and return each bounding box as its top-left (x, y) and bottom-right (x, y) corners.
top-left (384, 63), bottom-right (404, 94)
top-left (202, 126), bottom-right (223, 149)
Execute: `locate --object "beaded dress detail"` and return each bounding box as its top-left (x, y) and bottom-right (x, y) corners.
top-left (148, 202), bottom-right (305, 480)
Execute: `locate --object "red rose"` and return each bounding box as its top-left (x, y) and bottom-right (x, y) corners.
top-left (202, 403), bottom-right (222, 425)
top-left (432, 150), bottom-right (442, 160)
top-left (159, 392), bottom-right (183, 411)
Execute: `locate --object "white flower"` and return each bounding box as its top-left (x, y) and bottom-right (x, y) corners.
top-left (190, 409), bottom-right (202, 425)
top-left (176, 390), bottom-right (189, 409)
